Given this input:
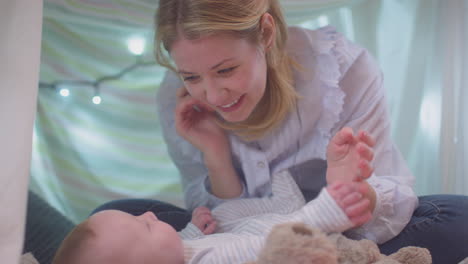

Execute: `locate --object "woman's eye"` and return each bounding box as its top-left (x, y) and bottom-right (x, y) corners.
top-left (218, 66), bottom-right (237, 75)
top-left (183, 76), bottom-right (199, 82)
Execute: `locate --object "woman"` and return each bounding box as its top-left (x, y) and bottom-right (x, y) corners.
top-left (93, 1), bottom-right (468, 263)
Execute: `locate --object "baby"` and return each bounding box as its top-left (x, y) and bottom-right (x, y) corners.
top-left (52, 128), bottom-right (374, 264)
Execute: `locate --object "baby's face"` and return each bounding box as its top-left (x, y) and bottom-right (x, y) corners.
top-left (86, 210), bottom-right (184, 264)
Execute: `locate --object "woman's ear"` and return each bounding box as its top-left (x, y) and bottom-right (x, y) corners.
top-left (260, 13), bottom-right (276, 51)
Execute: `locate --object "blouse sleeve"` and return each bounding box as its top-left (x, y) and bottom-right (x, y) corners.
top-left (156, 71), bottom-right (247, 211)
top-left (330, 32), bottom-right (418, 244)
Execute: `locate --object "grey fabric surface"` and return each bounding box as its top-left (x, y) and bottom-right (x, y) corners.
top-left (23, 191), bottom-right (75, 264)
top-left (289, 159), bottom-right (328, 202)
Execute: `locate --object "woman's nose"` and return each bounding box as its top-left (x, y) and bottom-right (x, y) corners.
top-left (203, 80), bottom-right (226, 106)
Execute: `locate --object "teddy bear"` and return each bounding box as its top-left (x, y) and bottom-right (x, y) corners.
top-left (248, 222), bottom-right (432, 264)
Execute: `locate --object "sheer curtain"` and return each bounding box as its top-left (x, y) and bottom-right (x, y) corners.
top-left (438, 0), bottom-right (468, 194)
top-left (371, 0), bottom-right (468, 195)
top-left (375, 0), bottom-right (443, 195)
top-left (281, 0), bottom-right (468, 196)
top-left (34, 0), bottom-right (468, 222)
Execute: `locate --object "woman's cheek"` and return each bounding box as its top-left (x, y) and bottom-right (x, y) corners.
top-left (239, 69), bottom-right (257, 91)
top-left (227, 75), bottom-right (246, 93)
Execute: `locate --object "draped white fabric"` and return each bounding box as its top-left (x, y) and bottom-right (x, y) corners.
top-left (0, 1), bottom-right (42, 263)
top-left (283, 0), bottom-right (468, 196)
top-left (438, 0), bottom-right (468, 194)
top-left (374, 0), bottom-right (468, 195)
top-left (33, 0), bottom-right (468, 223)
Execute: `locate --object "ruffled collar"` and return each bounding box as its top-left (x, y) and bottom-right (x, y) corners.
top-left (238, 25), bottom-right (347, 163)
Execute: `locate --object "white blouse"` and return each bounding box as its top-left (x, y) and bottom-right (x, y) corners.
top-left (156, 25), bottom-right (418, 244)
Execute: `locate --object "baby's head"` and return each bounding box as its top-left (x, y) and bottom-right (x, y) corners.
top-left (52, 210), bottom-right (184, 264)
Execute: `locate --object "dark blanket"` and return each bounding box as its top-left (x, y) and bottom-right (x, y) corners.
top-left (23, 191), bottom-right (75, 264)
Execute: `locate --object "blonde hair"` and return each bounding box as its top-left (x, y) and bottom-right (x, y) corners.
top-left (52, 220), bottom-right (97, 264)
top-left (155, 0), bottom-right (298, 140)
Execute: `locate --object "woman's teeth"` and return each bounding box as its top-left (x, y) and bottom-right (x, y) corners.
top-left (221, 97), bottom-right (240, 108)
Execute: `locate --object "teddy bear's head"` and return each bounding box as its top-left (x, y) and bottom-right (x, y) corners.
top-left (252, 222), bottom-right (338, 264)
top-left (248, 222), bottom-right (432, 264)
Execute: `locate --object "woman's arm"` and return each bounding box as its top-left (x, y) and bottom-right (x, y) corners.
top-left (203, 147), bottom-right (242, 199)
top-left (334, 47), bottom-right (418, 244)
top-left (156, 71), bottom-right (246, 210)
top-left (292, 26), bottom-right (417, 243)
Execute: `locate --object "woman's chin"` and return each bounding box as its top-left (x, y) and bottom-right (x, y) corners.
top-left (219, 113), bottom-right (248, 123)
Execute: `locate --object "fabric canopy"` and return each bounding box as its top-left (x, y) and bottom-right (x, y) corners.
top-left (35, 0), bottom-right (364, 222)
top-left (35, 0), bottom-right (468, 223)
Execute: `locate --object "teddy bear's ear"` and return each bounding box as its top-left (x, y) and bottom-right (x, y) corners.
top-left (291, 223), bottom-right (313, 236)
top-left (388, 246), bottom-right (432, 264)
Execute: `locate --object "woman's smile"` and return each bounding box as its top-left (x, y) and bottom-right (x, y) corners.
top-left (217, 94), bottom-right (245, 112)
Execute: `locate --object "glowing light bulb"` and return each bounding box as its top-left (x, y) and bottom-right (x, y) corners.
top-left (92, 95), bottom-right (102, 105)
top-left (59, 88), bottom-right (70, 97)
top-left (127, 36), bottom-right (145, 55)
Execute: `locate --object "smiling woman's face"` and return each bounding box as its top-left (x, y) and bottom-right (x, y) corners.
top-left (170, 33), bottom-right (268, 123)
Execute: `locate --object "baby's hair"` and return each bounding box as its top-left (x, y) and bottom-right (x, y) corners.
top-left (154, 0), bottom-right (298, 140)
top-left (52, 220), bottom-right (97, 264)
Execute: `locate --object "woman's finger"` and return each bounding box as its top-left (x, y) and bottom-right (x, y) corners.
top-left (341, 191), bottom-right (363, 207)
top-left (175, 97), bottom-right (194, 117)
top-left (345, 198), bottom-right (371, 218)
top-left (349, 211), bottom-right (372, 227)
top-left (176, 86), bottom-right (189, 99)
top-left (175, 96), bottom-right (204, 132)
top-left (334, 183), bottom-right (354, 201)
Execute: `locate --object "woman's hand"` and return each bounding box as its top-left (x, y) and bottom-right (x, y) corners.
top-left (175, 87), bottom-right (243, 199)
top-left (191, 206), bottom-right (217, 235)
top-left (326, 127), bottom-right (375, 184)
top-left (175, 87), bottom-right (229, 156)
top-left (327, 181), bottom-right (373, 227)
